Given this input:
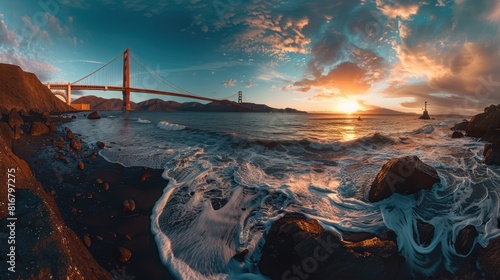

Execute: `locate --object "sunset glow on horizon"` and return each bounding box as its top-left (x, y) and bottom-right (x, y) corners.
top-left (0, 0), bottom-right (499, 114)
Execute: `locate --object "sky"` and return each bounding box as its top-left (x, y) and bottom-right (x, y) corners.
top-left (0, 0), bottom-right (499, 113)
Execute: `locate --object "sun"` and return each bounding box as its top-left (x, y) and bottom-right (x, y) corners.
top-left (337, 99), bottom-right (360, 114)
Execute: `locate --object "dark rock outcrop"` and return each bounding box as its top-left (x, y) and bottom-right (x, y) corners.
top-left (478, 237), bottom-right (500, 279)
top-left (123, 199), bottom-right (136, 211)
top-left (70, 139), bottom-right (82, 150)
top-left (369, 156), bottom-right (440, 202)
top-left (30, 121), bottom-right (50, 136)
top-left (87, 111), bottom-right (101, 119)
top-left (482, 139), bottom-right (500, 165)
top-left (452, 131), bottom-right (464, 138)
top-left (465, 110), bottom-right (500, 138)
top-left (416, 219), bottom-right (434, 247)
top-left (96, 141), bottom-right (105, 149)
top-left (7, 109), bottom-right (24, 129)
top-left (0, 63), bottom-right (74, 113)
top-left (258, 214), bottom-right (401, 280)
top-left (451, 120), bottom-right (469, 131)
top-left (455, 225), bottom-right (478, 255)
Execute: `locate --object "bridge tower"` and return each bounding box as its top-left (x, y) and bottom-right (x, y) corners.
top-left (122, 48), bottom-right (131, 110)
top-left (238, 91), bottom-right (243, 103)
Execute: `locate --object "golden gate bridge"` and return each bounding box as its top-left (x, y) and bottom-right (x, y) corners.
top-left (46, 49), bottom-right (243, 110)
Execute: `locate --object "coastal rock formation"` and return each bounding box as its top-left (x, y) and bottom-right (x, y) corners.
top-left (258, 214), bottom-right (401, 280)
top-left (451, 120), bottom-right (469, 131)
top-left (454, 225), bottom-right (478, 255)
top-left (369, 156), bottom-right (440, 202)
top-left (478, 237), bottom-right (500, 279)
top-left (29, 121), bottom-right (50, 136)
top-left (0, 64), bottom-right (74, 113)
top-left (0, 119), bottom-right (109, 279)
top-left (482, 140), bottom-right (500, 165)
top-left (452, 131), bottom-right (464, 138)
top-left (96, 141), bottom-right (105, 149)
top-left (7, 109), bottom-right (24, 129)
top-left (87, 111), bottom-right (101, 119)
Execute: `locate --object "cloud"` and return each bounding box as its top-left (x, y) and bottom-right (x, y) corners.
top-left (0, 50), bottom-right (59, 81)
top-left (0, 16), bottom-right (19, 48)
top-left (376, 0), bottom-right (419, 20)
top-left (223, 79), bottom-right (237, 87)
top-left (245, 80), bottom-right (255, 88)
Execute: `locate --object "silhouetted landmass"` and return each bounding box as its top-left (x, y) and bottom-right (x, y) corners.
top-left (0, 63), bottom-right (74, 114)
top-left (72, 95), bottom-right (306, 113)
top-left (355, 106), bottom-right (417, 115)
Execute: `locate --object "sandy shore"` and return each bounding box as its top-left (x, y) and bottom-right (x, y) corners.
top-left (12, 117), bottom-right (175, 280)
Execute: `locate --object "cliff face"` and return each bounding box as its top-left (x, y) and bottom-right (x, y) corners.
top-left (0, 64), bottom-right (74, 114)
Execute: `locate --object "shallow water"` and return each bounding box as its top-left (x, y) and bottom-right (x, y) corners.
top-left (65, 111), bottom-right (500, 279)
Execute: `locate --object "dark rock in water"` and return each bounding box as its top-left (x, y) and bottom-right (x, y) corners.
top-left (7, 109), bottom-right (23, 129)
top-left (13, 125), bottom-right (22, 140)
top-left (258, 214), bottom-right (401, 280)
top-left (30, 121), bottom-right (50, 136)
top-left (481, 128), bottom-right (500, 143)
top-left (66, 130), bottom-right (74, 139)
top-left (478, 236), bottom-right (500, 279)
top-left (87, 111), bottom-right (101, 119)
top-left (466, 110), bottom-right (500, 138)
top-left (48, 122), bottom-right (57, 133)
top-left (77, 161), bottom-right (85, 170)
top-left (233, 249), bottom-right (249, 262)
top-left (369, 156), bottom-right (440, 202)
top-left (123, 199), bottom-right (136, 211)
top-left (451, 120), bottom-right (469, 131)
top-left (482, 139), bottom-right (500, 165)
top-left (117, 247), bottom-right (132, 262)
top-left (96, 141), bottom-right (105, 149)
top-left (416, 219), bottom-right (434, 247)
top-left (71, 115), bottom-right (76, 119)
top-left (452, 131), bottom-right (464, 138)
top-left (454, 225), bottom-right (478, 255)
top-left (83, 234), bottom-right (91, 247)
top-left (140, 171), bottom-right (153, 182)
top-left (70, 138), bottom-right (82, 150)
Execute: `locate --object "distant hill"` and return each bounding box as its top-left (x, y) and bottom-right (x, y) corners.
top-left (0, 63), bottom-right (74, 113)
top-left (72, 95), bottom-right (306, 113)
top-left (355, 106), bottom-right (416, 115)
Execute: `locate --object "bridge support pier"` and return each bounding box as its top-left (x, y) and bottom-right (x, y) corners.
top-left (67, 82), bottom-right (71, 105)
top-left (122, 48), bottom-right (131, 111)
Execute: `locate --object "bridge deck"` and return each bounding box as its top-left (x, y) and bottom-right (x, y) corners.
top-left (48, 84), bottom-right (219, 102)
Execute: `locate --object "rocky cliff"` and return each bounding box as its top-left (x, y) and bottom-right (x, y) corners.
top-left (0, 64), bottom-right (74, 114)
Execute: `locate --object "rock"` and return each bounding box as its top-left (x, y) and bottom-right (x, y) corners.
top-left (83, 235), bottom-right (91, 247)
top-left (140, 171), bottom-right (153, 182)
top-left (54, 154), bottom-right (60, 159)
top-left (258, 214), bottom-right (401, 280)
top-left (30, 121), bottom-right (50, 136)
top-left (117, 247), bottom-right (132, 262)
top-left (48, 123), bottom-right (57, 133)
top-left (452, 131), bottom-right (464, 138)
top-left (87, 111), bottom-right (101, 119)
top-left (466, 110), bottom-right (500, 138)
top-left (455, 225), bottom-right (478, 255)
top-left (451, 120), bottom-right (469, 131)
top-left (416, 219), bottom-right (434, 247)
top-left (77, 161), bottom-right (85, 170)
top-left (71, 207), bottom-right (78, 215)
top-left (124, 234), bottom-right (132, 241)
top-left (41, 111), bottom-right (50, 119)
top-left (7, 109), bottom-right (23, 129)
top-left (96, 235), bottom-right (104, 241)
top-left (478, 236), bottom-right (500, 279)
top-left (96, 178), bottom-right (104, 184)
top-left (66, 130), bottom-right (74, 139)
top-left (123, 199), bottom-right (136, 211)
top-left (96, 141), bottom-right (105, 149)
top-left (13, 125), bottom-right (22, 140)
top-left (233, 249), bottom-right (249, 262)
top-left (70, 139), bottom-right (82, 150)
top-left (369, 156), bottom-right (440, 202)
top-left (71, 115), bottom-right (76, 119)
top-left (103, 183), bottom-right (110, 191)
top-left (483, 139), bottom-right (500, 165)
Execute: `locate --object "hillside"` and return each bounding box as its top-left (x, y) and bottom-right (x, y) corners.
top-left (355, 106), bottom-right (416, 115)
top-left (0, 63), bottom-right (74, 113)
top-left (72, 95), bottom-right (306, 113)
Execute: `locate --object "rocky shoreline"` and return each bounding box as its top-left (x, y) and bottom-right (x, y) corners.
top-left (1, 110), bottom-right (174, 279)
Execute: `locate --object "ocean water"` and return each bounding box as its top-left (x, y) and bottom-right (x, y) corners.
top-left (65, 111), bottom-right (500, 279)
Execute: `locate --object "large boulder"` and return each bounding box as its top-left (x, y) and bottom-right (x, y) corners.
top-left (466, 109), bottom-right (500, 138)
top-left (451, 120), bottom-right (469, 131)
top-left (482, 139), bottom-right (500, 165)
top-left (87, 111), bottom-right (101, 119)
top-left (454, 225), bottom-right (478, 255)
top-left (7, 108), bottom-right (23, 129)
top-left (369, 156), bottom-right (440, 202)
top-left (29, 121), bottom-right (50, 136)
top-left (258, 214), bottom-right (401, 280)
top-left (478, 236), bottom-right (500, 279)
